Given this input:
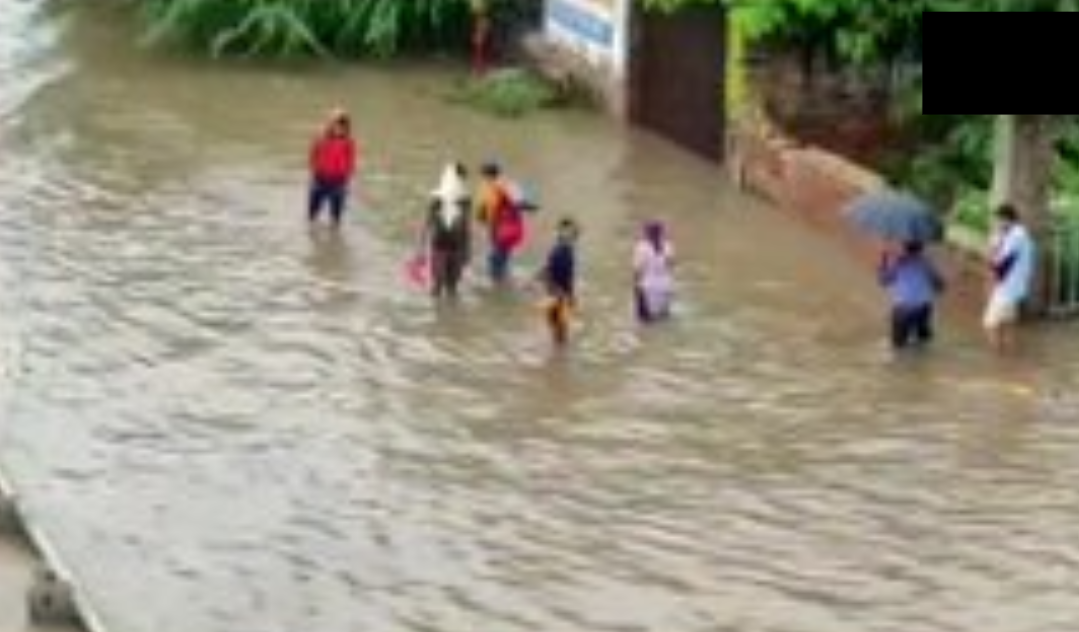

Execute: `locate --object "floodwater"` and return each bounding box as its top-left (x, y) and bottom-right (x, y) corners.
top-left (1, 4), bottom-right (1079, 632)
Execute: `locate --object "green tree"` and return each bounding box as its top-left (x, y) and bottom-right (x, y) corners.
top-left (139, 0), bottom-right (482, 58)
top-left (644, 0), bottom-right (922, 66)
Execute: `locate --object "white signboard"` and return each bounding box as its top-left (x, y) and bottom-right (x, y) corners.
top-left (545, 0), bottom-right (630, 76)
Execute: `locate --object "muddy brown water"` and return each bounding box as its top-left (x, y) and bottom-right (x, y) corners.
top-left (1, 4), bottom-right (1079, 632)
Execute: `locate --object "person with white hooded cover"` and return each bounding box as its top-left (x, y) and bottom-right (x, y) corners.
top-left (422, 163), bottom-right (473, 299)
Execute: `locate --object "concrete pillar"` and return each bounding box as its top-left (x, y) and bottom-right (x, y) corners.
top-left (28, 567), bottom-right (78, 626)
top-left (0, 492), bottom-right (19, 535)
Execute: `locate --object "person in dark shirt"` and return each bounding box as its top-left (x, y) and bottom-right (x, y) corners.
top-left (539, 218), bottom-right (579, 346)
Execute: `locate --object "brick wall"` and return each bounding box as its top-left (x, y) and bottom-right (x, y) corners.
top-left (730, 127), bottom-right (989, 317)
top-left (749, 53), bottom-right (900, 168)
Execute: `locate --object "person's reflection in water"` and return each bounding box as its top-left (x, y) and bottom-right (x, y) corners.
top-left (305, 230), bottom-right (355, 311)
top-left (307, 229), bottom-right (352, 280)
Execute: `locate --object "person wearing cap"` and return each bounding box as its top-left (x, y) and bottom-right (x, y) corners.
top-left (476, 162), bottom-right (525, 284)
top-left (309, 109), bottom-right (358, 228)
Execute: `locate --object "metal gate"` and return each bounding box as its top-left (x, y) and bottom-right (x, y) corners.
top-left (629, 4), bottom-right (727, 161)
top-left (1045, 219), bottom-right (1079, 318)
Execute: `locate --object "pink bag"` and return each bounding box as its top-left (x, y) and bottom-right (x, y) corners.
top-left (405, 253), bottom-right (430, 289)
top-left (496, 212), bottom-right (526, 252)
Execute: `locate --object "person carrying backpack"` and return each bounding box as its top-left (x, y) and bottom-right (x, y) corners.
top-left (476, 162), bottom-right (526, 285)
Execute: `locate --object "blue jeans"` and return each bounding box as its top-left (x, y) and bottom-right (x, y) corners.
top-left (488, 246), bottom-right (511, 283)
top-left (309, 178), bottom-right (347, 225)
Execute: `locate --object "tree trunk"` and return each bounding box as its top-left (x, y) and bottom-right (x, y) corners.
top-left (991, 115), bottom-right (1054, 231)
top-left (990, 114), bottom-right (1057, 313)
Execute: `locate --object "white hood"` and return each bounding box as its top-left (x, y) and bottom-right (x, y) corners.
top-left (432, 164), bottom-right (467, 226)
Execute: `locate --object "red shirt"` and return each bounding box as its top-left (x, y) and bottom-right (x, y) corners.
top-left (310, 134), bottom-right (357, 183)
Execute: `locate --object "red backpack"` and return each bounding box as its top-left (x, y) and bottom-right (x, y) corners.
top-left (492, 186), bottom-right (526, 251)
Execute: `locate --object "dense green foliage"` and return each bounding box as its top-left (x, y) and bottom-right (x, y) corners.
top-left (139, 0), bottom-right (476, 58)
top-left (644, 0), bottom-right (922, 66)
top-left (894, 116), bottom-right (1079, 235)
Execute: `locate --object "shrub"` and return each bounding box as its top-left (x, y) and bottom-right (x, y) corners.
top-left (450, 68), bottom-right (562, 118)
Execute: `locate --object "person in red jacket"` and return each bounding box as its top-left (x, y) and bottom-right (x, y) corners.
top-left (309, 109), bottom-right (357, 228)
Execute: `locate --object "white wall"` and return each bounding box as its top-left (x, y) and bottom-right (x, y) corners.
top-left (544, 0), bottom-right (631, 79)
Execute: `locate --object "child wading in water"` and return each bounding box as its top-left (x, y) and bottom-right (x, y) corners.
top-left (539, 218), bottom-right (579, 346)
top-left (634, 221), bottom-right (675, 323)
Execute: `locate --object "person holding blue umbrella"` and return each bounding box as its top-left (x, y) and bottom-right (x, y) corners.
top-left (878, 241), bottom-right (946, 350)
top-left (845, 191), bottom-right (947, 350)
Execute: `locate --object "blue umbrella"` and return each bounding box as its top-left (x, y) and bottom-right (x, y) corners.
top-left (844, 191), bottom-right (945, 244)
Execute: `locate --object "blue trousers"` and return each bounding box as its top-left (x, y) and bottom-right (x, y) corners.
top-left (488, 246), bottom-right (511, 283)
top-left (309, 178), bottom-right (347, 225)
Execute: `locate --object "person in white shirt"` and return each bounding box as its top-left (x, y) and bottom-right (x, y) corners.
top-left (984, 204), bottom-right (1037, 353)
top-left (634, 221), bottom-right (676, 323)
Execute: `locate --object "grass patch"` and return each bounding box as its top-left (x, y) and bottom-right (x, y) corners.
top-left (450, 68), bottom-right (566, 119)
